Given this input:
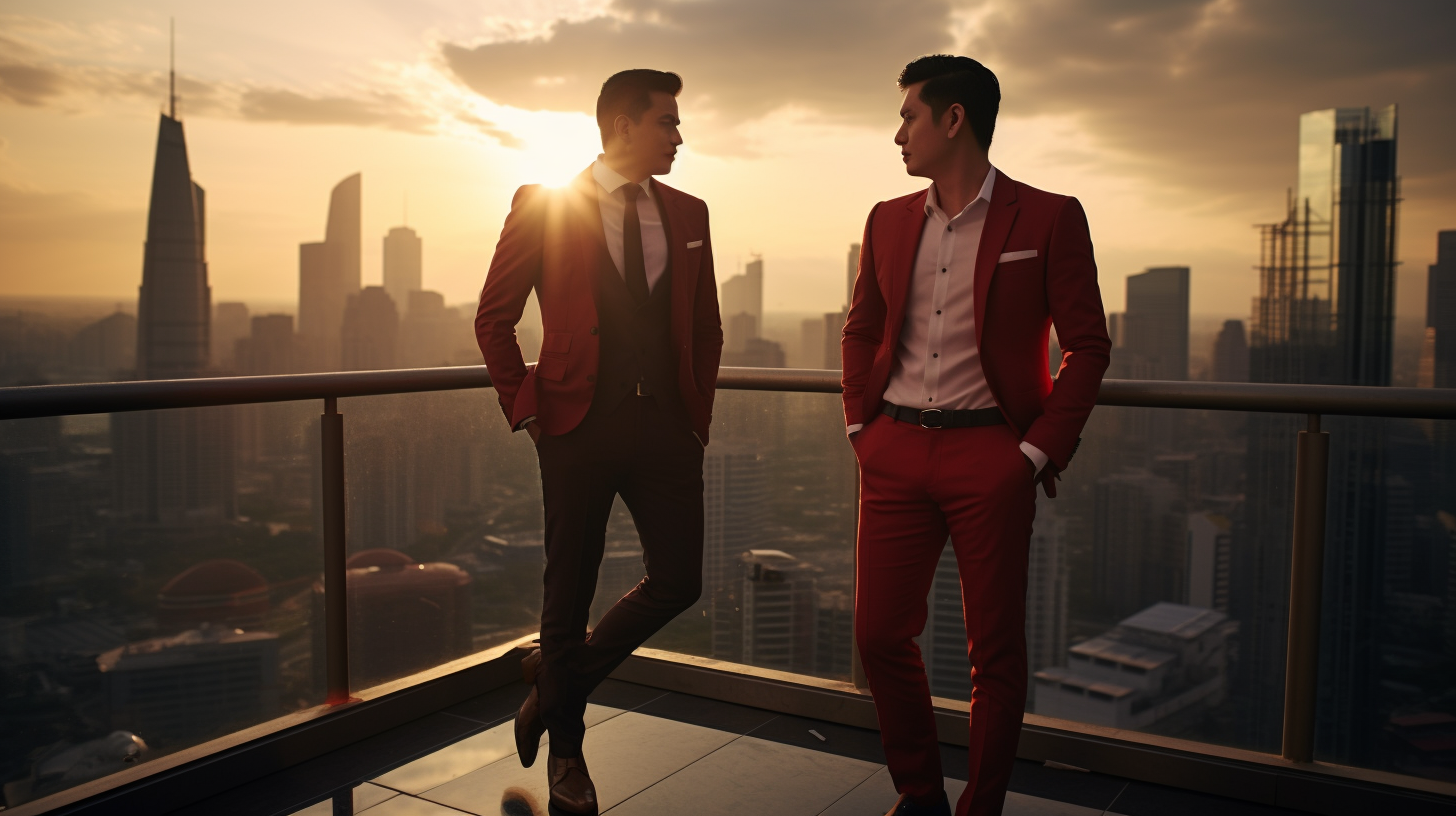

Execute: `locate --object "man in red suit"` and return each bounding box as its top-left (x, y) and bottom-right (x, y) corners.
top-left (475, 69), bottom-right (722, 815)
top-left (843, 56), bottom-right (1110, 816)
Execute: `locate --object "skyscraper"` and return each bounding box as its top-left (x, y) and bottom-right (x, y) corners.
top-left (1427, 231), bottom-right (1456, 389)
top-left (341, 286), bottom-right (399, 371)
top-left (720, 256), bottom-right (763, 351)
top-left (135, 114), bottom-right (210, 380)
top-left (739, 549), bottom-right (818, 674)
top-left (383, 226), bottom-right (423, 314)
top-left (1239, 105), bottom-right (1399, 762)
top-left (846, 243), bottom-right (860, 307)
top-left (211, 302), bottom-right (249, 370)
top-left (298, 173), bottom-right (361, 371)
top-left (705, 444), bottom-right (768, 663)
top-left (1122, 266), bottom-right (1190, 382)
top-left (112, 105), bottom-right (234, 523)
top-left (1210, 320), bottom-right (1249, 383)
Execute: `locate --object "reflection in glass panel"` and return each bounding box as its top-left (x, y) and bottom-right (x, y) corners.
top-left (911, 402), bottom-right (1257, 752)
top-left (1314, 416), bottom-right (1456, 781)
top-left (339, 388), bottom-right (540, 692)
top-left (0, 402), bottom-right (323, 806)
top-left (639, 390), bottom-right (859, 682)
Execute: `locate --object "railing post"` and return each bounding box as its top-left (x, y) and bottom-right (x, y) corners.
top-left (331, 787), bottom-right (353, 816)
top-left (1281, 412), bottom-right (1329, 762)
top-left (321, 397), bottom-right (352, 705)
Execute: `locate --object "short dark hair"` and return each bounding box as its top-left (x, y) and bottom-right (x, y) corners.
top-left (596, 69), bottom-right (683, 145)
top-left (898, 55), bottom-right (1000, 151)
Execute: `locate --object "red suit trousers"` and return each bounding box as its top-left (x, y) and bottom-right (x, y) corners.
top-left (852, 414), bottom-right (1037, 816)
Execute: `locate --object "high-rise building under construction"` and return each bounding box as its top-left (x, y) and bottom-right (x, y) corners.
top-left (1237, 106), bottom-right (1398, 764)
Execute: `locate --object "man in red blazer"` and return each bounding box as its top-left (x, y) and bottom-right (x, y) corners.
top-left (843, 56), bottom-right (1110, 816)
top-left (475, 69), bottom-right (722, 815)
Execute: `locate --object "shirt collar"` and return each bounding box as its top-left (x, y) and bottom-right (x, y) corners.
top-left (925, 166), bottom-right (997, 221)
top-left (592, 155), bottom-right (655, 200)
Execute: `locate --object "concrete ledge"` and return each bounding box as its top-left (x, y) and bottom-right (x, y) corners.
top-left (612, 648), bottom-right (1456, 816)
top-left (19, 635), bottom-right (536, 816)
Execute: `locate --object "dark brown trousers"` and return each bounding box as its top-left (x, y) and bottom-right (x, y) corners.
top-left (533, 394), bottom-right (704, 756)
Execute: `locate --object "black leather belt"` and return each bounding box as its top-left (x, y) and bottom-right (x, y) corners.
top-left (881, 403), bottom-right (1005, 429)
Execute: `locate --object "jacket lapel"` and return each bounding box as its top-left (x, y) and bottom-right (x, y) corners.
top-left (652, 180), bottom-right (696, 328)
top-left (565, 168), bottom-right (612, 300)
top-left (973, 172), bottom-right (1020, 348)
top-left (885, 192), bottom-right (929, 342)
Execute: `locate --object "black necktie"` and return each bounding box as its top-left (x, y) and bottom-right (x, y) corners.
top-left (622, 183), bottom-right (650, 305)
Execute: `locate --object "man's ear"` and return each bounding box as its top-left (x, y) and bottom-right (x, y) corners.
top-left (613, 113), bottom-right (633, 144)
top-left (944, 103), bottom-right (967, 140)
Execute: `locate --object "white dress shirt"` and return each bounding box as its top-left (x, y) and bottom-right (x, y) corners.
top-left (849, 166), bottom-right (1048, 475)
top-left (592, 157), bottom-right (668, 292)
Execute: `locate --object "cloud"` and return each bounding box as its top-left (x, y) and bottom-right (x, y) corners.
top-left (440, 0), bottom-right (956, 126)
top-left (238, 89), bottom-right (433, 133)
top-left (455, 112), bottom-right (525, 148)
top-left (0, 21), bottom-right (437, 135)
top-left (963, 0), bottom-right (1456, 212)
top-left (0, 62), bottom-right (68, 107)
top-left (439, 0), bottom-right (1456, 216)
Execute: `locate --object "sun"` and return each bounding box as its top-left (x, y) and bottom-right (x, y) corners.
top-left (498, 110), bottom-right (604, 189)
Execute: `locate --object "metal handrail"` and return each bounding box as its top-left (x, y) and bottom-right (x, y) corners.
top-left (3, 365), bottom-right (1455, 768)
top-left (2, 365), bottom-right (1455, 420)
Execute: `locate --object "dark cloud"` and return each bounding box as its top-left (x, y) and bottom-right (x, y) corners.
top-left (456, 112), bottom-right (524, 148)
top-left (966, 0), bottom-right (1456, 211)
top-left (0, 62), bottom-right (69, 106)
top-left (441, 0), bottom-right (1456, 216)
top-left (237, 89), bottom-right (433, 133)
top-left (0, 31), bottom-right (432, 134)
top-left (440, 0), bottom-right (953, 125)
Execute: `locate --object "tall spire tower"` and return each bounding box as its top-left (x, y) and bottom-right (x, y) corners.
top-left (114, 25), bottom-right (234, 524)
top-left (135, 21), bottom-right (209, 380)
top-left (169, 17), bottom-right (176, 119)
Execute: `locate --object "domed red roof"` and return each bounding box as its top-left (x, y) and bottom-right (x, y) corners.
top-left (159, 559), bottom-right (267, 598)
top-left (347, 549), bottom-right (416, 569)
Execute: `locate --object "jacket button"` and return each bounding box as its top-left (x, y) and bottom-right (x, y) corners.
top-left (589, 327), bottom-right (598, 335)
top-left (586, 374), bottom-right (596, 383)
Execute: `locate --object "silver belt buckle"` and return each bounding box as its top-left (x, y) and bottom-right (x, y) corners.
top-left (919, 408), bottom-right (944, 429)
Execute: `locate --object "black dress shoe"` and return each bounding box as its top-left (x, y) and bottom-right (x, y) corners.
top-left (547, 752), bottom-right (598, 815)
top-left (515, 685), bottom-right (546, 768)
top-left (885, 790), bottom-right (951, 816)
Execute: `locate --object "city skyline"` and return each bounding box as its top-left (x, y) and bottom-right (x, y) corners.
top-left (2, 3), bottom-right (1453, 320)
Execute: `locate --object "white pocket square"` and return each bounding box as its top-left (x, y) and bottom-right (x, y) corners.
top-left (686, 240), bottom-right (703, 248)
top-left (998, 249), bottom-right (1037, 263)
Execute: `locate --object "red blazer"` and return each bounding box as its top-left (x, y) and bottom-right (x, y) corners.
top-left (475, 168), bottom-right (724, 443)
top-left (842, 170), bottom-right (1110, 497)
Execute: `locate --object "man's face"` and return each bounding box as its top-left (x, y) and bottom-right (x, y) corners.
top-left (895, 83), bottom-right (951, 178)
top-left (621, 91), bottom-right (682, 176)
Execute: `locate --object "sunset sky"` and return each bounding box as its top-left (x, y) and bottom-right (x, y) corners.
top-left (1, 0), bottom-right (1453, 320)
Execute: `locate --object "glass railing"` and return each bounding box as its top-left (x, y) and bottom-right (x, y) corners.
top-left (2, 368), bottom-right (1454, 808)
top-left (0, 401), bottom-right (325, 807)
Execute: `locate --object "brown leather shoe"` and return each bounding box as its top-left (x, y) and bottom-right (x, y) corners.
top-left (514, 685), bottom-right (546, 768)
top-left (547, 752), bottom-right (598, 815)
top-left (522, 647), bottom-right (542, 684)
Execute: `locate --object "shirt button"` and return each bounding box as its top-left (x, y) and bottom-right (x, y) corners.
top-left (589, 326), bottom-right (599, 335)
top-left (586, 374), bottom-right (596, 382)
top-left (941, 268), bottom-right (947, 273)
top-left (933, 353), bottom-right (939, 358)
top-left (936, 310), bottom-right (942, 315)
top-left (946, 226), bottom-right (952, 232)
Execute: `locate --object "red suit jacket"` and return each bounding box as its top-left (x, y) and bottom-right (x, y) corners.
top-left (475, 168), bottom-right (724, 443)
top-left (842, 170), bottom-right (1110, 497)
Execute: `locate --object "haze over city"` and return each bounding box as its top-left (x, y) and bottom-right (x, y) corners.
top-left (2, 0), bottom-right (1453, 319)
